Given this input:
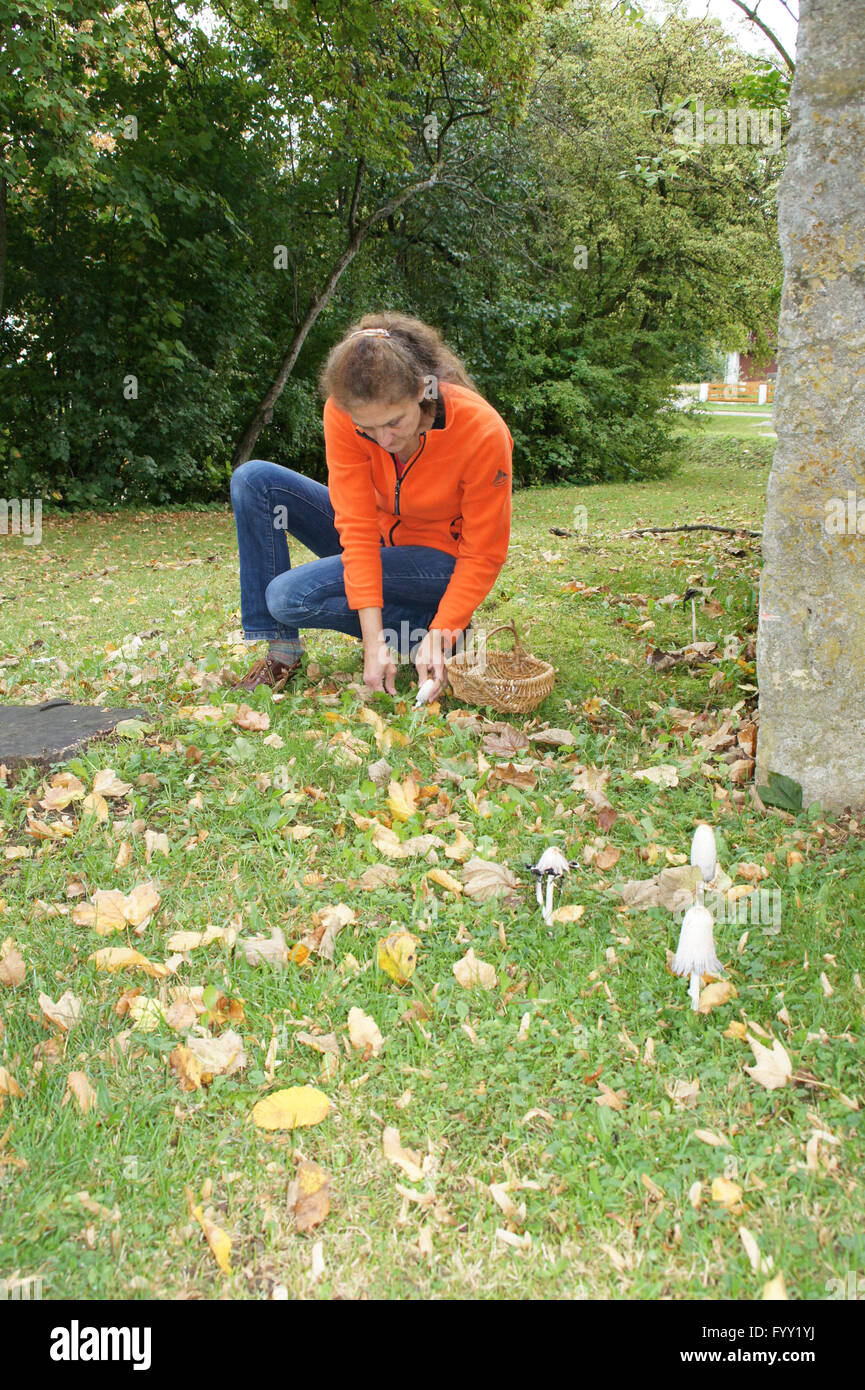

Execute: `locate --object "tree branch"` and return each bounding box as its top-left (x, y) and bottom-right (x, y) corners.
top-left (729, 0), bottom-right (795, 75)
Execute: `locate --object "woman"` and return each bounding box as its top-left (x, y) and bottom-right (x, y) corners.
top-left (228, 312), bottom-right (513, 700)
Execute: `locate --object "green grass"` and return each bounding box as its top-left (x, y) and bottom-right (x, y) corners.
top-left (0, 431), bottom-right (862, 1301)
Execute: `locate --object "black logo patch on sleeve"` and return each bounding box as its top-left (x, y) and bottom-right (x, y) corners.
top-left (492, 468), bottom-right (509, 487)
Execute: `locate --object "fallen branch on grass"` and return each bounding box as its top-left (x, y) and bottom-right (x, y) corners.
top-left (619, 524), bottom-right (761, 539)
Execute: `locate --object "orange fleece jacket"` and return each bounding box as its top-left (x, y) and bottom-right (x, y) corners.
top-left (323, 380), bottom-right (513, 634)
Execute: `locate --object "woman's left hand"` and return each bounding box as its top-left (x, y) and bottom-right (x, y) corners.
top-left (413, 629), bottom-right (450, 702)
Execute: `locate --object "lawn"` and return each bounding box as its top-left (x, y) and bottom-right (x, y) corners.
top-left (0, 429), bottom-right (862, 1301)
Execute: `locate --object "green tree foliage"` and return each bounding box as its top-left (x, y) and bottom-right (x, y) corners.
top-left (1, 0), bottom-right (785, 504)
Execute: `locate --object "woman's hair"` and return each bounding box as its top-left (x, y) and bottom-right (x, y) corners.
top-left (318, 311), bottom-right (479, 413)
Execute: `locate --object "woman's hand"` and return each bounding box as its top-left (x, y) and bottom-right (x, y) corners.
top-left (413, 628), bottom-right (450, 702)
top-left (363, 638), bottom-right (398, 695)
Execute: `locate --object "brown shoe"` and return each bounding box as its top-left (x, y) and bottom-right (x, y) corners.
top-left (229, 653), bottom-right (302, 694)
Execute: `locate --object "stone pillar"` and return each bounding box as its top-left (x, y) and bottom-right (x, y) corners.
top-left (756, 0), bottom-right (865, 812)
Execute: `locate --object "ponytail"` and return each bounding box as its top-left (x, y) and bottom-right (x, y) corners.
top-left (318, 311), bottom-right (479, 411)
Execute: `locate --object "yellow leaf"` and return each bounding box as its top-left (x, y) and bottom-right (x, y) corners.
top-left (0, 944), bottom-right (25, 987)
top-left (443, 829), bottom-right (474, 863)
top-left (170, 1045), bottom-right (204, 1092)
top-left (697, 980), bottom-right (737, 1013)
top-left (387, 776), bottom-right (418, 822)
top-left (38, 990), bottom-right (82, 1032)
top-left (595, 1081), bottom-right (628, 1111)
top-left (550, 903), bottom-right (586, 924)
top-left (251, 1086), bottom-right (330, 1130)
top-left (711, 1176), bottom-right (743, 1211)
top-left (89, 947), bottom-right (169, 978)
top-left (694, 1128), bottom-right (730, 1148)
top-left (377, 931), bottom-right (419, 986)
top-left (187, 1191), bottom-right (232, 1274)
top-left (723, 1019), bottom-right (748, 1040)
top-left (761, 1272), bottom-right (788, 1300)
top-left (424, 867), bottom-right (463, 895)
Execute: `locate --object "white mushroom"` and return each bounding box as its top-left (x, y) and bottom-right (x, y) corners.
top-left (413, 678), bottom-right (439, 709)
top-left (529, 846), bottom-right (573, 925)
top-left (690, 823), bottom-right (718, 884)
top-left (672, 904), bottom-right (722, 1011)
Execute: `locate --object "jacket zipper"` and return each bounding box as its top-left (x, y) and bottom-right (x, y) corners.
top-left (387, 436), bottom-right (427, 544)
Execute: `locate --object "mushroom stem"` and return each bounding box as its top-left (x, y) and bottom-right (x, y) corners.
top-left (544, 875), bottom-right (555, 925)
top-left (691, 599), bottom-right (697, 645)
top-left (688, 971), bottom-right (701, 1011)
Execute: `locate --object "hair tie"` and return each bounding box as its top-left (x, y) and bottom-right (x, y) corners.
top-left (348, 327), bottom-right (391, 339)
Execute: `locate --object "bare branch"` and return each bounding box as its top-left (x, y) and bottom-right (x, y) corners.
top-left (729, 0), bottom-right (795, 75)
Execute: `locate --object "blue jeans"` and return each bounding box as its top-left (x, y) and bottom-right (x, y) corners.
top-left (229, 459), bottom-right (459, 659)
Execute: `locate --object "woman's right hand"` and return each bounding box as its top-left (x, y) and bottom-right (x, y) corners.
top-left (363, 639), bottom-right (398, 695)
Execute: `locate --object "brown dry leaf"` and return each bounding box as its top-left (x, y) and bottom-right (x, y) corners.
top-left (488, 761), bottom-right (537, 791)
top-left (186, 1029), bottom-right (247, 1077)
top-left (144, 829), bottom-right (170, 862)
top-left (482, 724), bottom-right (530, 757)
top-left (461, 857), bottom-right (519, 903)
top-left (170, 1045), bottom-right (204, 1091)
top-left (595, 1081), bottom-right (628, 1110)
top-left (232, 703), bottom-right (269, 732)
top-left (0, 1066), bottom-right (23, 1096)
top-left (240, 927), bottom-right (288, 968)
top-left (641, 1173), bottom-right (665, 1202)
top-left (697, 981), bottom-right (737, 1014)
top-left (39, 771), bottom-right (87, 809)
top-left (736, 862), bottom-right (769, 883)
top-left (632, 764), bottom-right (679, 788)
top-left (72, 889), bottom-right (128, 934)
top-left (711, 1176), bottom-right (743, 1212)
top-left (0, 945), bottom-right (26, 988)
top-left (290, 1160), bottom-right (331, 1233)
top-left (251, 1086), bottom-right (330, 1130)
top-left (744, 1035), bottom-right (793, 1091)
top-left (165, 924), bottom-right (235, 953)
top-left (302, 902), bottom-right (356, 962)
top-left (695, 1128), bottom-right (731, 1148)
top-left (38, 990), bottom-right (82, 1033)
top-left (123, 882), bottom-right (162, 929)
top-left (665, 1078), bottom-right (700, 1109)
top-left (89, 947), bottom-right (170, 978)
top-left (64, 1071), bottom-right (97, 1114)
top-left (444, 829), bottom-right (474, 863)
top-left (453, 947), bottom-right (498, 991)
top-left (186, 1188), bottom-right (232, 1274)
top-left (360, 864), bottom-right (399, 890)
top-left (594, 846), bottom-right (621, 872)
top-left (347, 1006), bottom-right (384, 1058)
top-left (92, 768), bottom-right (133, 798)
top-left (297, 1031), bottom-right (339, 1056)
top-left (528, 728), bottom-right (576, 748)
top-left (382, 1125), bottom-right (425, 1182)
top-left (489, 1182), bottom-right (525, 1223)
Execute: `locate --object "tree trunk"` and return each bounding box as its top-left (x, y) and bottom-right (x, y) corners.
top-left (230, 170), bottom-right (440, 470)
top-left (0, 173), bottom-right (7, 321)
top-left (756, 0), bottom-right (865, 811)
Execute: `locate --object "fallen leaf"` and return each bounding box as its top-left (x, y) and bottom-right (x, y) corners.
top-left (453, 947), bottom-right (498, 991)
top-left (347, 1007), bottom-right (384, 1058)
top-left (695, 1129), bottom-right (730, 1148)
top-left (186, 1188), bottom-right (232, 1274)
top-left (0, 1067), bottom-right (23, 1096)
top-left (632, 764), bottom-right (679, 788)
top-left (64, 1071), bottom-right (97, 1114)
top-left (711, 1176), bottom-right (743, 1211)
top-left (744, 1035), bottom-right (793, 1091)
top-left (38, 990), bottom-right (82, 1032)
top-left (595, 1081), bottom-right (628, 1110)
top-left (665, 1078), bottom-right (700, 1109)
top-left (89, 947), bottom-right (169, 978)
top-left (377, 931), bottom-right (419, 986)
top-left (461, 857), bottom-right (519, 903)
top-left (382, 1126), bottom-right (425, 1182)
top-left (550, 903), bottom-right (586, 924)
top-left (290, 1160), bottom-right (331, 1233)
top-left (186, 1029), bottom-right (247, 1077)
top-left (170, 1045), bottom-right (204, 1092)
top-left (761, 1272), bottom-right (788, 1300)
top-left (251, 1086), bottom-right (330, 1130)
top-left (698, 980), bottom-right (737, 1014)
top-left (240, 927), bottom-right (288, 968)
top-left (0, 944), bottom-right (26, 987)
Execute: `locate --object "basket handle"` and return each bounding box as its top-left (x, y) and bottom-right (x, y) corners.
top-left (480, 620), bottom-right (524, 653)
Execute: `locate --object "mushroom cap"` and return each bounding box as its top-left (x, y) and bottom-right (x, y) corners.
top-left (671, 904), bottom-right (722, 977)
top-left (533, 845), bottom-right (570, 877)
top-left (690, 823), bottom-right (718, 883)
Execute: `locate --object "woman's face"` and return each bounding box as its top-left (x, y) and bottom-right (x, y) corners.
top-left (348, 393), bottom-right (428, 453)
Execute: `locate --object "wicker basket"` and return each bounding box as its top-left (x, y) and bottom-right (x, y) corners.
top-left (445, 620), bottom-right (555, 714)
